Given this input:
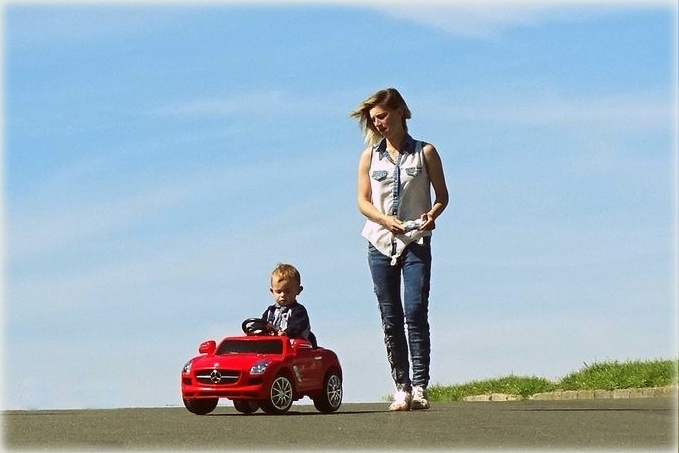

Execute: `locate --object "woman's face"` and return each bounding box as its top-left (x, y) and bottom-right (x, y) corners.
top-left (369, 105), bottom-right (403, 138)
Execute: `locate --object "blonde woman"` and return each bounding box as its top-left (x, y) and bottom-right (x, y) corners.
top-left (351, 88), bottom-right (449, 411)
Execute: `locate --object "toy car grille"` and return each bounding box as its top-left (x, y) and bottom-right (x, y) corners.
top-left (195, 369), bottom-right (240, 385)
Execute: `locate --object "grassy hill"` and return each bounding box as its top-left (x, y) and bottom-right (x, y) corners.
top-left (428, 358), bottom-right (678, 402)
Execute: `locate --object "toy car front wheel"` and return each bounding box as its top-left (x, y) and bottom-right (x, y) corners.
top-left (183, 397), bottom-right (218, 415)
top-left (233, 400), bottom-right (259, 414)
top-left (313, 371), bottom-right (343, 413)
top-left (260, 374), bottom-right (294, 414)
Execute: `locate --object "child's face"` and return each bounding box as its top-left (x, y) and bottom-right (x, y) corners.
top-left (270, 277), bottom-right (303, 307)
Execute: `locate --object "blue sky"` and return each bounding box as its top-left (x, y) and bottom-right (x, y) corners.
top-left (3, 1), bottom-right (677, 410)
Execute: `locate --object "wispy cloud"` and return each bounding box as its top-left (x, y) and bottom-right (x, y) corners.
top-left (370, 1), bottom-right (668, 39)
top-left (153, 91), bottom-right (292, 117)
top-left (151, 89), bottom-right (351, 119)
top-left (415, 89), bottom-right (674, 131)
top-left (4, 145), bottom-right (357, 323)
top-left (5, 6), bottom-right (187, 49)
top-left (7, 167), bottom-right (203, 261)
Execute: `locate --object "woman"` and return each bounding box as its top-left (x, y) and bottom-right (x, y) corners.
top-left (351, 88), bottom-right (449, 411)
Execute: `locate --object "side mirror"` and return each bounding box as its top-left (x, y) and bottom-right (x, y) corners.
top-left (199, 340), bottom-right (216, 355)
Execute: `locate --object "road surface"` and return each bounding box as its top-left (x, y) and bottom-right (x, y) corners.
top-left (4, 398), bottom-right (677, 450)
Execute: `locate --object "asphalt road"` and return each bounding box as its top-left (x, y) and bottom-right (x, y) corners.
top-left (4, 398), bottom-right (677, 451)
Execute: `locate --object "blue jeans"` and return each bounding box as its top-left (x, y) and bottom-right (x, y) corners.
top-left (368, 238), bottom-right (432, 392)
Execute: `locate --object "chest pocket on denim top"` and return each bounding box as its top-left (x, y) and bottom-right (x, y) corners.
top-left (371, 170), bottom-right (388, 181)
top-left (403, 166), bottom-right (423, 180)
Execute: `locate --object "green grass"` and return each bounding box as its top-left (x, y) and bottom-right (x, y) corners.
top-left (427, 358), bottom-right (678, 402)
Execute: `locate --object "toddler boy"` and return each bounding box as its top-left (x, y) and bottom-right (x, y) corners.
top-left (261, 263), bottom-right (313, 344)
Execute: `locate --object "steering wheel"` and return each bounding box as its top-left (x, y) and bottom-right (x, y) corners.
top-left (241, 318), bottom-right (274, 336)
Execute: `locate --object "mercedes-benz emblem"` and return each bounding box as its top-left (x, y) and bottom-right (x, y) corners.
top-left (210, 369), bottom-right (222, 383)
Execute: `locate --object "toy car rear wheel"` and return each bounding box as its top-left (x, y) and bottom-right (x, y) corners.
top-left (233, 400), bottom-right (259, 414)
top-left (260, 374), bottom-right (294, 415)
top-left (183, 397), bottom-right (218, 415)
top-left (313, 371), bottom-right (342, 413)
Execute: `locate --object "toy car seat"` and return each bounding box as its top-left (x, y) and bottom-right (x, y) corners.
top-left (308, 331), bottom-right (318, 348)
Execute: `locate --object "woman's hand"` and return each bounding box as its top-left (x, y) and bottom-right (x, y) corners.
top-left (382, 215), bottom-right (406, 234)
top-left (419, 213), bottom-right (437, 231)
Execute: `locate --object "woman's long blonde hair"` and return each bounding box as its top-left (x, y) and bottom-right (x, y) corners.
top-left (349, 87), bottom-right (411, 145)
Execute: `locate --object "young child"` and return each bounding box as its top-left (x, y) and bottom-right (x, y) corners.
top-left (261, 263), bottom-right (314, 345)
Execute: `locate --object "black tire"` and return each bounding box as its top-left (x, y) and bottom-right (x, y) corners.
top-left (233, 400), bottom-right (259, 414)
top-left (183, 398), bottom-right (218, 415)
top-left (313, 371), bottom-right (343, 413)
top-left (260, 374), bottom-right (294, 415)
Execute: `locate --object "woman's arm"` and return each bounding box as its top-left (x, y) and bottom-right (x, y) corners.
top-left (420, 143), bottom-right (449, 230)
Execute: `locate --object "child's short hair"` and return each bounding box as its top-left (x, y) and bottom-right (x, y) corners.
top-left (271, 263), bottom-right (301, 285)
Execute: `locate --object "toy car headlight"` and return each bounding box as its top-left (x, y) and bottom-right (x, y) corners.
top-left (182, 360), bottom-right (192, 373)
top-left (250, 359), bottom-right (271, 375)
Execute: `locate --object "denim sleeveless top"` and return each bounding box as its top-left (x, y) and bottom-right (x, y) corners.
top-left (361, 135), bottom-right (432, 264)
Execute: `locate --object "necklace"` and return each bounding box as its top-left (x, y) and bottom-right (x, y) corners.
top-left (387, 148), bottom-right (400, 160)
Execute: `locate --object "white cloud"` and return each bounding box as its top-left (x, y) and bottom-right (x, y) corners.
top-left (368, 1), bottom-right (671, 39)
top-left (381, 3), bottom-right (563, 39)
top-left (296, 1), bottom-right (562, 41)
top-left (5, 6), bottom-right (188, 49)
top-left (4, 146), bottom-right (358, 319)
top-left (415, 89), bottom-right (675, 130)
top-left (6, 171), bottom-right (200, 261)
top-left (430, 312), bottom-right (677, 385)
top-left (151, 89), bottom-right (350, 120)
top-left (153, 91), bottom-right (293, 117)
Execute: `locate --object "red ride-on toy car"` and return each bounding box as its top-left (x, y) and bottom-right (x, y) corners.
top-left (181, 318), bottom-right (343, 415)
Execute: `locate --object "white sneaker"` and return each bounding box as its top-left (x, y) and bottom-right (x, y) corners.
top-left (411, 386), bottom-right (430, 410)
top-left (388, 390), bottom-right (412, 411)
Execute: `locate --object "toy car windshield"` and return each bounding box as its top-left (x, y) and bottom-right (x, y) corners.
top-left (217, 339), bottom-right (283, 355)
